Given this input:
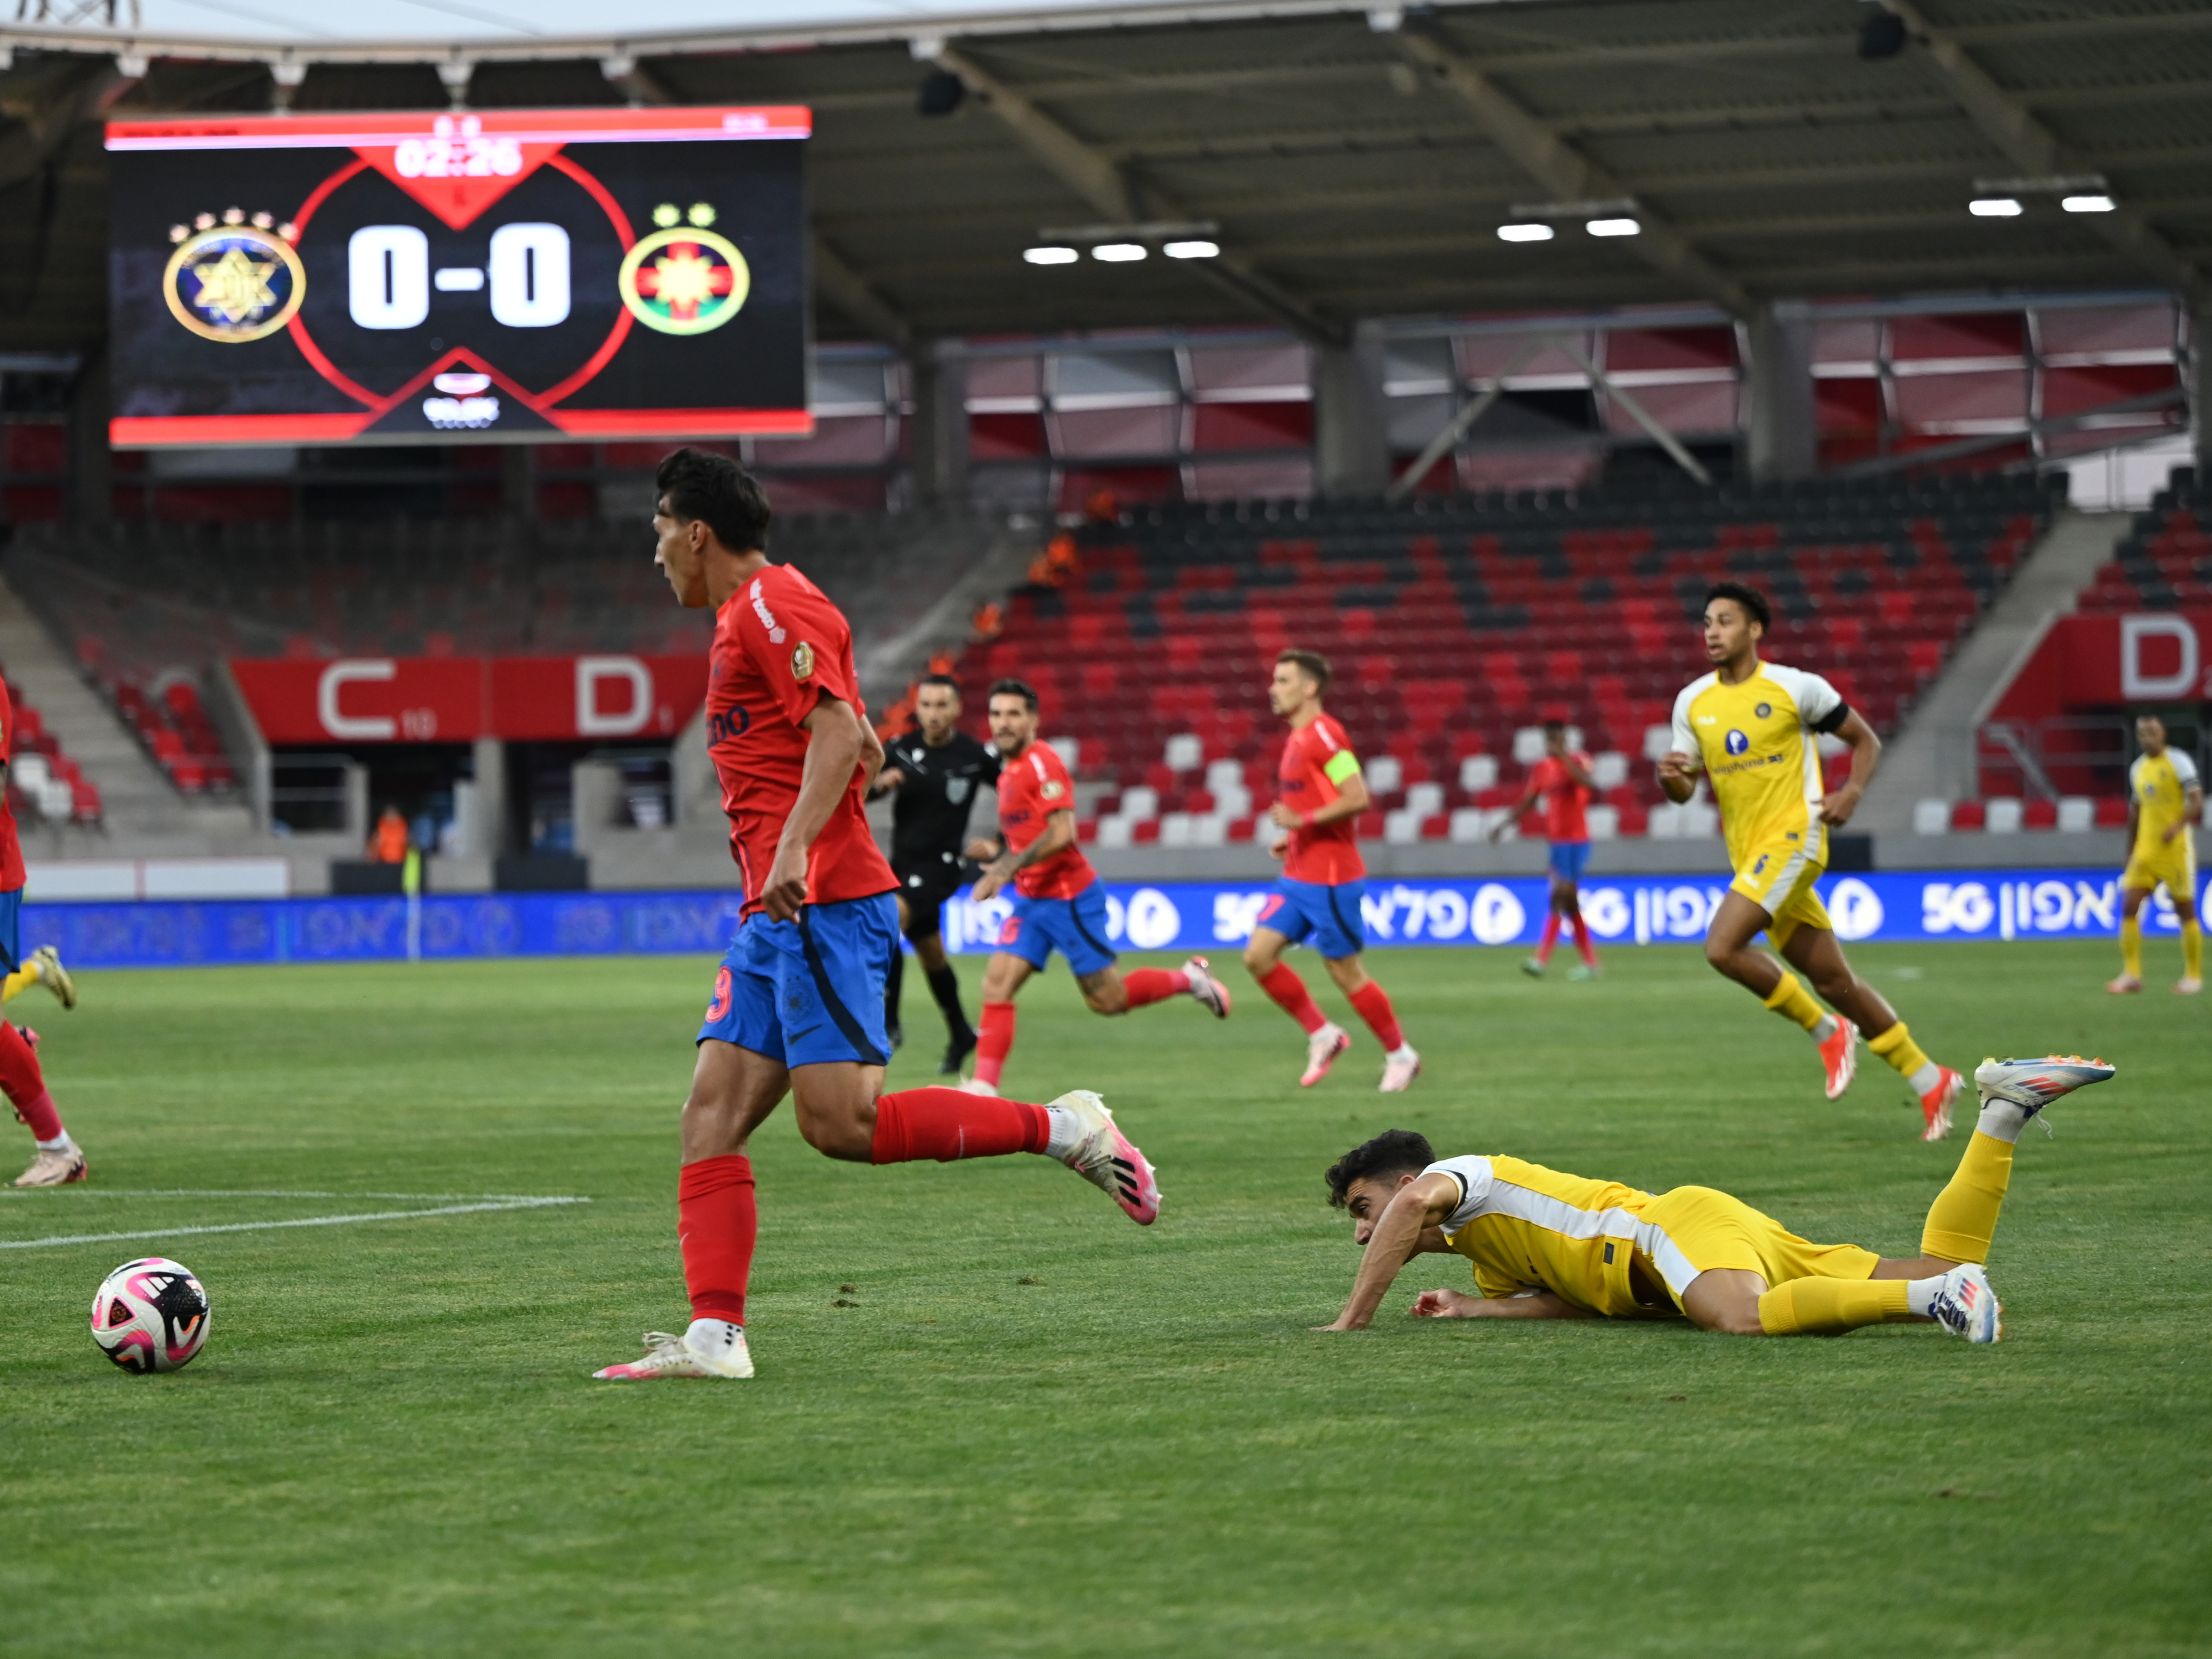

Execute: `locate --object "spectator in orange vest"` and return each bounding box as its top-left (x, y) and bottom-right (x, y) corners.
top-left (369, 805), bottom-right (411, 864)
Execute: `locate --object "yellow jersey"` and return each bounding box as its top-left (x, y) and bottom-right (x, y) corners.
top-left (1424, 1155), bottom-right (1676, 1319)
top-left (2129, 748), bottom-right (2200, 860)
top-left (1668, 661), bottom-right (1845, 867)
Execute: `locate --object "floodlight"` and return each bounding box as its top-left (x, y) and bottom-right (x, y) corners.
top-left (1586, 217), bottom-right (1640, 237)
top-left (1091, 243), bottom-right (1148, 262)
top-left (1024, 246), bottom-right (1079, 265)
top-left (1163, 240), bottom-right (1219, 259)
top-left (1969, 197), bottom-right (2023, 217)
top-left (1497, 223), bottom-right (1554, 242)
top-left (2061, 194), bottom-right (2115, 214)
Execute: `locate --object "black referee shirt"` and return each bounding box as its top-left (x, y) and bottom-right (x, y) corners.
top-left (881, 730), bottom-right (1002, 869)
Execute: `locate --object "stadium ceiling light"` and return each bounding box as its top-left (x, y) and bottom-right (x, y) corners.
top-left (1969, 197), bottom-right (2024, 217)
top-left (1023, 246), bottom-right (1079, 266)
top-left (1585, 217), bottom-right (1640, 237)
top-left (1163, 240), bottom-right (1219, 259)
top-left (2062, 194), bottom-right (2117, 214)
top-left (1091, 242), bottom-right (1148, 262)
top-left (1497, 223), bottom-right (1555, 243)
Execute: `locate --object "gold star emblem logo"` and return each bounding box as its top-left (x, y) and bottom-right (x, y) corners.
top-left (163, 224), bottom-right (306, 344)
top-left (188, 247), bottom-right (280, 325)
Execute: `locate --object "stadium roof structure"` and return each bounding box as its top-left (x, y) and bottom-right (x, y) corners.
top-left (3, 0), bottom-right (2211, 356)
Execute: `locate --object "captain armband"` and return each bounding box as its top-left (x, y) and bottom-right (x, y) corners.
top-left (1811, 701), bottom-right (1853, 736)
top-left (1323, 750), bottom-right (1362, 786)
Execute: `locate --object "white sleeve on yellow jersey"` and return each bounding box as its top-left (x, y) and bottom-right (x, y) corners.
top-left (1422, 1155), bottom-right (1494, 1233)
top-left (2173, 751), bottom-right (2201, 790)
top-left (1760, 662), bottom-right (1847, 733)
top-left (1668, 677), bottom-right (1713, 772)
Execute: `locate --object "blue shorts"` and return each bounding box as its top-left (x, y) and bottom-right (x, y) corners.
top-left (1255, 877), bottom-right (1366, 961)
top-left (0, 888), bottom-right (19, 972)
top-left (997, 884), bottom-right (1117, 979)
top-left (697, 892), bottom-right (898, 1069)
top-left (1549, 841), bottom-right (1592, 882)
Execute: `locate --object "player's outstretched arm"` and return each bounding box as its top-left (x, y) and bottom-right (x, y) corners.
top-left (971, 809), bottom-right (1076, 902)
top-left (1411, 1287), bottom-right (1592, 1320)
top-left (1316, 1172), bottom-right (1459, 1332)
top-left (762, 696), bottom-right (869, 922)
top-left (1816, 710), bottom-right (1882, 826)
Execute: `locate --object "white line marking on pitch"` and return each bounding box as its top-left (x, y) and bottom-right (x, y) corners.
top-left (0, 1194), bottom-right (589, 1251)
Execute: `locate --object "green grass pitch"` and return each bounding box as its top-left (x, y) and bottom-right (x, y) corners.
top-left (0, 940), bottom-right (2206, 1657)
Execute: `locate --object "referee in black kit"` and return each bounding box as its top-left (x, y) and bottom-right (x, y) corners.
top-left (872, 673), bottom-right (1001, 1072)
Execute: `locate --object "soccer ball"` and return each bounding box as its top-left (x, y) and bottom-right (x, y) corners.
top-left (90, 1257), bottom-right (210, 1373)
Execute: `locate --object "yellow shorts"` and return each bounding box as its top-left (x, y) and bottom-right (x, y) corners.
top-left (1632, 1185), bottom-right (1878, 1311)
top-left (1729, 836), bottom-right (1831, 947)
top-left (2122, 840), bottom-right (2198, 902)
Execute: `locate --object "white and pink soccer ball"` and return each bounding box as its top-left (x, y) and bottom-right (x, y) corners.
top-left (90, 1257), bottom-right (210, 1373)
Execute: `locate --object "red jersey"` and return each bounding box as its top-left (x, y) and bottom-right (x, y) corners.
top-left (1277, 713), bottom-right (1366, 886)
top-left (1530, 752), bottom-right (1593, 843)
top-left (0, 678), bottom-right (22, 892)
top-left (704, 564), bottom-right (896, 918)
top-left (996, 740), bottom-right (1094, 899)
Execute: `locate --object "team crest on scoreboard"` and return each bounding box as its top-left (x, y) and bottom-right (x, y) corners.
top-left (619, 225), bottom-right (751, 337)
top-left (163, 215), bottom-right (305, 343)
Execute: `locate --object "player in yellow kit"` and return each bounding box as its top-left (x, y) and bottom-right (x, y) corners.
top-left (1313, 1054), bottom-right (2114, 1343)
top-left (1658, 583), bottom-right (1964, 1139)
top-left (2107, 713), bottom-right (2202, 996)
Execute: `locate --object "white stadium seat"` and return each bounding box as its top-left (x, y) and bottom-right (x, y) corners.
top-left (1914, 798), bottom-right (1952, 835)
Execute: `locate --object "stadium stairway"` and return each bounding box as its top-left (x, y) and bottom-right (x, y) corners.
top-left (1856, 507), bottom-right (2133, 835)
top-left (0, 576), bottom-right (254, 852)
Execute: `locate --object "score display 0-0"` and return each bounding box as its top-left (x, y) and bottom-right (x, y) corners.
top-left (107, 107), bottom-right (813, 447)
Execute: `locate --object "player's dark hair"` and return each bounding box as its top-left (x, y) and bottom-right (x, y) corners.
top-left (1325, 1129), bottom-right (1436, 1208)
top-left (1704, 581), bottom-right (1771, 633)
top-left (655, 447), bottom-right (772, 554)
top-left (1277, 648), bottom-right (1332, 693)
top-left (989, 677), bottom-right (1039, 712)
top-left (918, 673), bottom-right (962, 696)
top-left (1543, 718), bottom-right (1565, 734)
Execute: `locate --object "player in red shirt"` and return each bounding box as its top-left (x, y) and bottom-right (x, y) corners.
top-left (595, 451), bottom-right (1161, 1383)
top-left (956, 678), bottom-right (1231, 1096)
top-left (0, 675), bottom-right (85, 1187)
top-left (1241, 650), bottom-right (1421, 1092)
top-left (1496, 719), bottom-right (1601, 979)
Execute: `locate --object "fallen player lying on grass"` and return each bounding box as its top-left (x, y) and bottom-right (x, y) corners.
top-left (1316, 1055), bottom-right (2114, 1343)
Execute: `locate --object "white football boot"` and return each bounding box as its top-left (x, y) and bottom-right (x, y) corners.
top-left (1300, 1022), bottom-right (1351, 1087)
top-left (1378, 1047), bottom-right (1422, 1094)
top-left (31, 946), bottom-right (75, 1011)
top-left (1182, 956), bottom-right (1232, 1018)
top-left (955, 1075), bottom-right (999, 1097)
top-left (593, 1322), bottom-right (754, 1381)
top-left (1972, 1054), bottom-right (2117, 1121)
top-left (1049, 1089), bottom-right (1159, 1224)
top-left (1926, 1263), bottom-right (2002, 1345)
top-left (12, 1143), bottom-right (86, 1187)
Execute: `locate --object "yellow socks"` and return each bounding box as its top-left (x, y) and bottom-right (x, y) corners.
top-left (0, 964), bottom-right (37, 1003)
top-left (2185, 919), bottom-right (2203, 982)
top-left (1757, 1277), bottom-right (1910, 1335)
top-left (1762, 971), bottom-right (1825, 1032)
top-left (2121, 914), bottom-right (2144, 979)
top-left (1920, 1130), bottom-right (2015, 1264)
top-left (1867, 1020), bottom-right (1931, 1081)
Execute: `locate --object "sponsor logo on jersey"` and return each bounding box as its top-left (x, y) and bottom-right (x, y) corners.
top-left (1696, 714), bottom-right (1717, 725)
top-left (708, 706), bottom-right (751, 745)
top-left (749, 579), bottom-right (785, 644)
top-left (790, 640), bottom-right (815, 680)
top-left (1041, 779), bottom-right (1065, 800)
top-left (1725, 729), bottom-right (1750, 756)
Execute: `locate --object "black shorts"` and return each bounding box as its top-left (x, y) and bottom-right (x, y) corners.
top-left (892, 855), bottom-right (967, 940)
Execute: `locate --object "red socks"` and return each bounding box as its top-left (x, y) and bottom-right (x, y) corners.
top-left (0, 1022), bottom-right (60, 1141)
top-left (975, 1000), bottom-right (1016, 1086)
top-left (1535, 911), bottom-right (1562, 966)
top-left (1571, 912), bottom-right (1598, 968)
top-left (871, 1087), bottom-right (1049, 1163)
top-left (1257, 963), bottom-right (1327, 1034)
top-left (678, 1154), bottom-right (756, 1327)
top-left (1347, 981), bottom-right (1404, 1051)
top-left (1120, 967), bottom-right (1190, 1008)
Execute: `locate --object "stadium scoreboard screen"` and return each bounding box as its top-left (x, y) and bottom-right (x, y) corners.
top-left (105, 106), bottom-right (812, 447)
